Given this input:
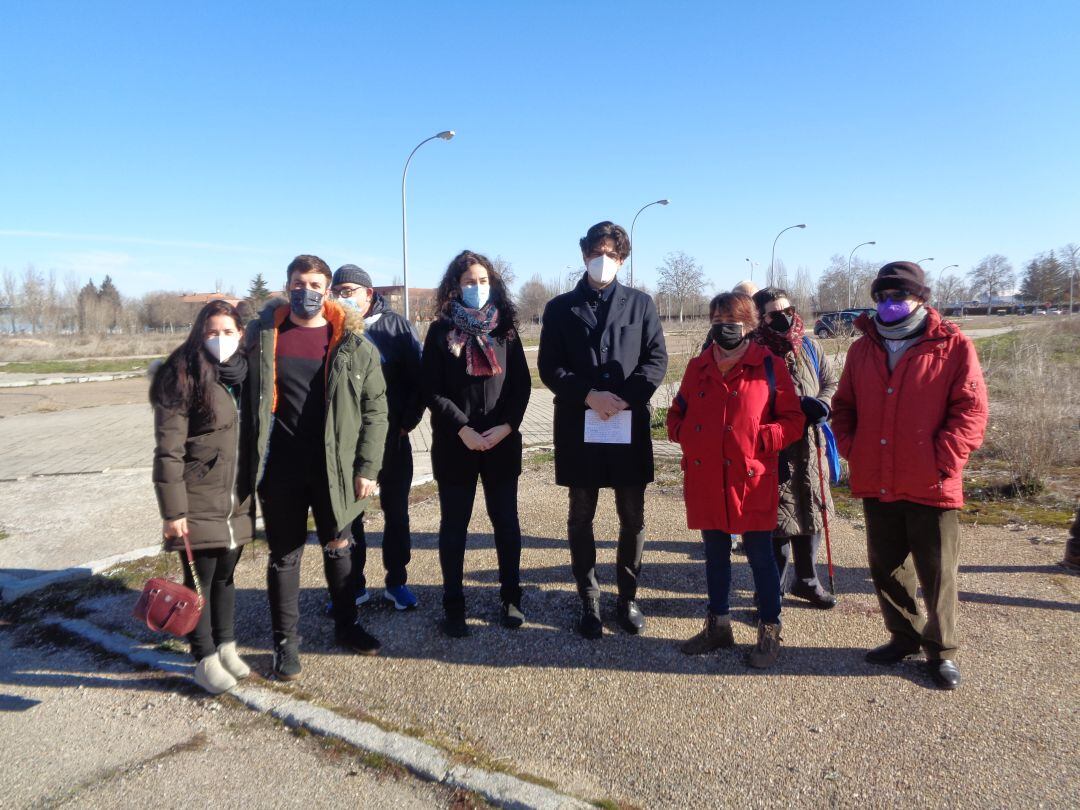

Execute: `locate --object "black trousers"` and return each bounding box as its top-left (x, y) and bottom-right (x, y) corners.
top-left (437, 473), bottom-right (522, 607)
top-left (566, 485), bottom-right (646, 601)
top-left (180, 546), bottom-right (242, 661)
top-left (863, 498), bottom-right (961, 660)
top-left (773, 533), bottom-right (824, 593)
top-left (259, 436), bottom-right (355, 643)
top-left (350, 435), bottom-right (413, 591)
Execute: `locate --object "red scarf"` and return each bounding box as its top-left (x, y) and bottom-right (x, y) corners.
top-left (754, 312), bottom-right (805, 357)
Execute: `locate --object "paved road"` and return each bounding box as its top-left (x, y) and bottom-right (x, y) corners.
top-left (0, 379), bottom-right (676, 587)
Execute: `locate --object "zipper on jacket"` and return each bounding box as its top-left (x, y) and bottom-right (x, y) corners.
top-left (221, 382), bottom-right (241, 550)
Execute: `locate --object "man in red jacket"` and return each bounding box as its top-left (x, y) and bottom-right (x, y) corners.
top-left (832, 261), bottom-right (988, 690)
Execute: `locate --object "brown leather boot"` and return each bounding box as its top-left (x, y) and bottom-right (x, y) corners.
top-left (680, 612), bottom-right (734, 655)
top-left (747, 622), bottom-right (782, 669)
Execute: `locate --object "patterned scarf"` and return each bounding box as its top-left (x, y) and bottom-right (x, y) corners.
top-left (447, 301), bottom-right (502, 377)
top-left (754, 311), bottom-right (805, 357)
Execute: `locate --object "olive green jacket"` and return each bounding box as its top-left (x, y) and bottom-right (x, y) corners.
top-left (244, 299), bottom-right (388, 532)
top-left (775, 335), bottom-right (838, 538)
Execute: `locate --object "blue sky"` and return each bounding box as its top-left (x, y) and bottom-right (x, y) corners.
top-left (1, 1), bottom-right (1078, 298)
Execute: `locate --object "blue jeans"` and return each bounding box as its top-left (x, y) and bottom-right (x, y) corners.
top-left (702, 529), bottom-right (781, 624)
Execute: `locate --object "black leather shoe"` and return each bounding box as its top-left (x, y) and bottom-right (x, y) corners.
top-left (577, 597), bottom-right (603, 639)
top-left (927, 659), bottom-right (961, 690)
top-left (865, 639), bottom-right (920, 665)
top-left (790, 581), bottom-right (837, 609)
top-left (441, 601), bottom-right (469, 638)
top-left (616, 598), bottom-right (645, 635)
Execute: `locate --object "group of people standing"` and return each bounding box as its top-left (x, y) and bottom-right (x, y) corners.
top-left (151, 221), bottom-right (987, 695)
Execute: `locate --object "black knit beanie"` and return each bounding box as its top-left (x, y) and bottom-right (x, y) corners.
top-left (332, 264), bottom-right (373, 288)
top-left (871, 261), bottom-right (931, 301)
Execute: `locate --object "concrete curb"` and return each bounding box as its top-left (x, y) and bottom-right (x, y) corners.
top-left (42, 617), bottom-right (590, 810)
top-left (0, 544), bottom-right (162, 602)
top-left (0, 371), bottom-right (146, 388)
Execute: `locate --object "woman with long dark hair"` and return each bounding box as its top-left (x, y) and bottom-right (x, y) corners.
top-left (667, 292), bottom-right (804, 668)
top-left (150, 299), bottom-right (255, 693)
top-left (422, 250), bottom-right (531, 637)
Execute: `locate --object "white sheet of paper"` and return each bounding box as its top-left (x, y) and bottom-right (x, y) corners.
top-left (584, 408), bottom-right (632, 444)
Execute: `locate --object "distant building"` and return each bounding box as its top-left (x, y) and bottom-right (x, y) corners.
top-left (373, 286), bottom-right (437, 320)
top-left (178, 292), bottom-right (242, 307)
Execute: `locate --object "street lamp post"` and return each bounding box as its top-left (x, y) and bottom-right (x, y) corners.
top-left (769, 224), bottom-right (806, 286)
top-left (846, 240), bottom-right (876, 309)
top-left (401, 130), bottom-right (455, 321)
top-left (745, 257), bottom-right (757, 281)
top-left (629, 199), bottom-right (669, 288)
top-left (916, 257), bottom-right (935, 265)
top-left (1068, 244), bottom-right (1079, 316)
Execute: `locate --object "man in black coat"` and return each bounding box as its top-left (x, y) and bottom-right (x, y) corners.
top-left (331, 265), bottom-right (425, 611)
top-left (538, 221), bottom-right (668, 638)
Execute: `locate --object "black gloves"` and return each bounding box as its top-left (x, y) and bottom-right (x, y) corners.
top-left (800, 396), bottom-right (830, 425)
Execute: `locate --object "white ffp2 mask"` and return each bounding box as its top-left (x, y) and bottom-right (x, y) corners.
top-left (587, 254), bottom-right (619, 285)
top-left (204, 335), bottom-right (240, 363)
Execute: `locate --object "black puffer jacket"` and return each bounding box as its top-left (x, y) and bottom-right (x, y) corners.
top-left (362, 293), bottom-right (425, 440)
top-left (152, 368), bottom-right (255, 552)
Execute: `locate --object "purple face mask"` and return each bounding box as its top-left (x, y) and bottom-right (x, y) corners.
top-left (877, 299), bottom-right (914, 323)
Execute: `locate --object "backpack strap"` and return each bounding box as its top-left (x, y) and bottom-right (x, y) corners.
top-left (764, 353), bottom-right (776, 419)
top-left (802, 335), bottom-right (820, 377)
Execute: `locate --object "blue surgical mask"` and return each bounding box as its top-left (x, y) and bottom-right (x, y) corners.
top-left (338, 296), bottom-right (362, 312)
top-left (290, 288), bottom-right (323, 319)
top-left (461, 284), bottom-right (489, 309)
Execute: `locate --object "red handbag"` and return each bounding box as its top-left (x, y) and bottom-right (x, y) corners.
top-left (133, 534), bottom-right (204, 636)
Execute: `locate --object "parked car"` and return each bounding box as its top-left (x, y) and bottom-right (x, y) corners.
top-left (1034, 308), bottom-right (1048, 315)
top-left (1049, 308), bottom-right (1063, 315)
top-left (814, 310), bottom-right (860, 337)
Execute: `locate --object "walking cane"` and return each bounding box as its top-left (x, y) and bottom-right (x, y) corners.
top-left (814, 431), bottom-right (836, 595)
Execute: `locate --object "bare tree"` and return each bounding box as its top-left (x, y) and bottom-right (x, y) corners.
top-left (657, 251), bottom-right (706, 323)
top-left (20, 266), bottom-right (48, 334)
top-left (790, 265), bottom-right (814, 316)
top-left (935, 274), bottom-right (968, 311)
top-left (968, 254), bottom-right (1015, 303)
top-left (492, 255), bottom-right (516, 292)
top-left (773, 259), bottom-right (790, 291)
top-left (1, 267), bottom-right (18, 332)
top-left (517, 274), bottom-right (549, 324)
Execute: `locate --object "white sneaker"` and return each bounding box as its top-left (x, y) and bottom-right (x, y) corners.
top-left (216, 641), bottom-right (250, 680)
top-left (194, 653), bottom-right (237, 694)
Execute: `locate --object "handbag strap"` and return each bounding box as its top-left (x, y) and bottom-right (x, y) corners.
top-left (180, 534), bottom-right (204, 603)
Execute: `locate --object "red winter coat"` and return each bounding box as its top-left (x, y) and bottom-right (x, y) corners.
top-left (667, 342), bottom-right (804, 534)
top-left (831, 308), bottom-right (988, 510)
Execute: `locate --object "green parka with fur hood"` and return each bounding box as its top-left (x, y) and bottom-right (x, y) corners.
top-left (243, 298), bottom-right (388, 532)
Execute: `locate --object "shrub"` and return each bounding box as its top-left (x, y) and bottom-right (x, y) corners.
top-left (976, 321), bottom-right (1080, 491)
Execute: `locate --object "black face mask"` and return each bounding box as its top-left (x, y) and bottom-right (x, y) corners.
top-left (710, 322), bottom-right (745, 350)
top-left (289, 288), bottom-right (323, 319)
top-left (767, 311), bottom-right (793, 333)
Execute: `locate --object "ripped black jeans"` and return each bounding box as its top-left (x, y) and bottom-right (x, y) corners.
top-left (259, 447), bottom-right (355, 644)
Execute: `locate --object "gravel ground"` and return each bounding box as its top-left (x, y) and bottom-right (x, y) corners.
top-left (0, 621), bottom-right (462, 809)
top-left (72, 460), bottom-right (1078, 808)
